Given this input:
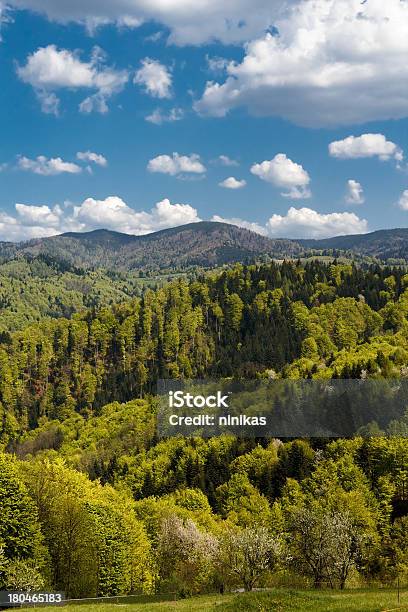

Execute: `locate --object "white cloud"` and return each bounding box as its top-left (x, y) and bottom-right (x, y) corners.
top-left (15, 203), bottom-right (63, 227)
top-left (211, 214), bottom-right (267, 236)
top-left (144, 31), bottom-right (165, 43)
top-left (8, 0), bottom-right (288, 45)
top-left (145, 107), bottom-right (183, 125)
top-left (134, 58), bottom-right (172, 99)
top-left (329, 134), bottom-right (403, 164)
top-left (219, 177), bottom-right (246, 189)
top-left (214, 206), bottom-right (368, 238)
top-left (0, 197), bottom-right (201, 241)
top-left (0, 214), bottom-right (61, 241)
top-left (147, 152), bottom-right (206, 176)
top-left (0, 202), bottom-right (69, 241)
top-left (77, 151), bottom-right (108, 166)
top-left (18, 45), bottom-right (97, 88)
top-left (195, 0), bottom-right (408, 127)
top-left (251, 153), bottom-right (311, 199)
top-left (79, 93), bottom-right (109, 114)
top-left (17, 155), bottom-right (82, 176)
top-left (17, 45), bottom-right (128, 114)
top-left (266, 207), bottom-right (368, 238)
top-left (216, 155), bottom-right (239, 167)
top-left (206, 55), bottom-right (229, 73)
top-left (398, 190), bottom-right (408, 211)
top-left (345, 180), bottom-right (364, 206)
top-left (35, 90), bottom-right (60, 115)
top-left (72, 196), bottom-right (200, 233)
top-left (0, 4), bottom-right (7, 25)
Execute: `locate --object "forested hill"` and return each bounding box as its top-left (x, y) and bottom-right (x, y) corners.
top-left (0, 222), bottom-right (407, 270)
top-left (0, 222), bottom-right (301, 271)
top-left (1, 259), bottom-right (408, 442)
top-left (299, 227), bottom-right (408, 261)
top-left (2, 259), bottom-right (408, 599)
top-left (0, 257), bottom-right (149, 333)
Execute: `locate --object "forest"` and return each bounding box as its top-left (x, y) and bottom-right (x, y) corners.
top-left (0, 258), bottom-right (408, 598)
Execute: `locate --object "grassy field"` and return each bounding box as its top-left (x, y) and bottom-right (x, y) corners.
top-left (17, 588), bottom-right (408, 612)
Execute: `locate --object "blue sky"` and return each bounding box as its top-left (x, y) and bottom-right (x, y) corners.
top-left (0, 0), bottom-right (408, 241)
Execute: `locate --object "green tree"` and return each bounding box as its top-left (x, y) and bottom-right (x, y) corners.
top-left (0, 453), bottom-right (42, 560)
top-left (4, 559), bottom-right (45, 591)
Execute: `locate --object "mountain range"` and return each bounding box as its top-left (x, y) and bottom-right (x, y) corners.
top-left (0, 222), bottom-right (407, 271)
top-left (299, 228), bottom-right (408, 261)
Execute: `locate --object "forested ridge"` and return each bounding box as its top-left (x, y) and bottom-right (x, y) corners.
top-left (0, 256), bottom-right (145, 333)
top-left (1, 259), bottom-right (408, 598)
top-left (299, 227), bottom-right (408, 262)
top-left (2, 223), bottom-right (408, 275)
top-left (1, 221), bottom-right (408, 332)
top-left (0, 254), bottom-right (193, 332)
top-left (0, 223), bottom-right (299, 271)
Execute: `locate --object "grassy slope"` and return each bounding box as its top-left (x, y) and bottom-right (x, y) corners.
top-left (219, 589), bottom-right (408, 611)
top-left (18, 589), bottom-right (408, 612)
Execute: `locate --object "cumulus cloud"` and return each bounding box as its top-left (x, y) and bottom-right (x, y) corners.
top-left (147, 152), bottom-right (206, 176)
top-left (215, 155), bottom-right (239, 167)
top-left (266, 207), bottom-right (368, 239)
top-left (0, 197), bottom-right (201, 241)
top-left (219, 177), bottom-right (246, 189)
top-left (18, 45), bottom-right (99, 88)
top-left (77, 151), bottom-right (107, 166)
top-left (17, 155), bottom-right (82, 176)
top-left (15, 203), bottom-right (63, 228)
top-left (72, 196), bottom-right (200, 233)
top-left (398, 191), bottom-right (408, 211)
top-left (211, 214), bottom-right (267, 235)
top-left (0, 202), bottom-right (73, 241)
top-left (345, 180), bottom-right (364, 206)
top-left (0, 213), bottom-right (61, 242)
top-left (195, 0), bottom-right (408, 127)
top-left (251, 153), bottom-right (311, 199)
top-left (329, 134), bottom-right (403, 164)
top-left (145, 107), bottom-right (183, 125)
top-left (213, 206), bottom-right (367, 238)
top-left (8, 0), bottom-right (287, 45)
top-left (134, 58), bottom-right (172, 99)
top-left (17, 45), bottom-right (128, 114)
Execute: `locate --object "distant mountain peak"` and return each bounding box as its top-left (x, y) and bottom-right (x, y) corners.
top-left (61, 228), bottom-right (125, 238)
